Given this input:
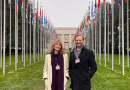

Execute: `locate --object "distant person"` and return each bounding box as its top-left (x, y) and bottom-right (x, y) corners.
top-left (43, 40), bottom-right (69, 90)
top-left (69, 34), bottom-right (97, 90)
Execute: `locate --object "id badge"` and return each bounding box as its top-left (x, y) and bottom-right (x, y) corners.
top-left (75, 58), bottom-right (80, 64)
top-left (56, 65), bottom-right (60, 70)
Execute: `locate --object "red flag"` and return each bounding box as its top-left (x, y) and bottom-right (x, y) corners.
top-left (103, 0), bottom-right (105, 3)
top-left (125, 0), bottom-right (127, 2)
top-left (36, 1), bottom-right (38, 17)
top-left (16, 0), bottom-right (18, 13)
top-left (98, 0), bottom-right (100, 9)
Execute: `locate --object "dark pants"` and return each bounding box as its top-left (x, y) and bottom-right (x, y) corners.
top-left (72, 89), bottom-right (91, 90)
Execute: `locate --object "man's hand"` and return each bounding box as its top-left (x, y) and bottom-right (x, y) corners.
top-left (45, 78), bottom-right (48, 80)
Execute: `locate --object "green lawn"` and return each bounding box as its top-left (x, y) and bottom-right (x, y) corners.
top-left (0, 53), bottom-right (130, 90)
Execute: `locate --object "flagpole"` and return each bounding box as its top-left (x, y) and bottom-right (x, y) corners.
top-left (0, 0), bottom-right (2, 68)
top-left (22, 0), bottom-right (23, 63)
top-left (104, 0), bottom-right (106, 67)
top-left (30, 2), bottom-right (31, 65)
top-left (9, 0), bottom-right (11, 65)
top-left (119, 6), bottom-right (121, 65)
top-left (33, 1), bottom-right (36, 63)
top-left (38, 1), bottom-right (39, 62)
top-left (108, 6), bottom-right (109, 62)
top-left (26, 3), bottom-right (28, 61)
top-left (122, 0), bottom-right (124, 75)
top-left (99, 7), bottom-right (101, 65)
top-left (43, 24), bottom-right (44, 59)
top-left (43, 10), bottom-right (45, 59)
top-left (15, 0), bottom-right (17, 70)
top-left (91, 22), bottom-right (94, 50)
top-left (112, 0), bottom-right (114, 70)
top-left (127, 0), bottom-right (129, 67)
top-left (3, 0), bottom-right (6, 74)
top-left (40, 7), bottom-right (42, 60)
top-left (45, 13), bottom-right (47, 55)
top-left (17, 0), bottom-right (18, 66)
top-left (23, 0), bottom-right (25, 67)
top-left (95, 9), bottom-right (96, 60)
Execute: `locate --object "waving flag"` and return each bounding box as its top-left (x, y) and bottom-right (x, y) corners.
top-left (29, 11), bottom-right (30, 22)
top-left (98, 0), bottom-right (100, 9)
top-left (125, 0), bottom-right (127, 2)
top-left (44, 13), bottom-right (46, 25)
top-left (118, 0), bottom-right (121, 8)
top-left (16, 0), bottom-right (18, 13)
top-left (111, 0), bottom-right (113, 13)
top-left (8, 0), bottom-right (10, 9)
top-left (95, 0), bottom-right (97, 13)
top-left (21, 0), bottom-right (24, 17)
top-left (103, 0), bottom-right (105, 3)
top-left (42, 9), bottom-right (43, 24)
top-left (36, 1), bottom-right (38, 17)
top-left (91, 1), bottom-right (93, 17)
top-left (28, 0), bottom-right (30, 8)
top-left (88, 5), bottom-right (90, 20)
top-left (26, 6), bottom-right (27, 19)
top-left (40, 6), bottom-right (41, 18)
top-left (107, 2), bottom-right (109, 17)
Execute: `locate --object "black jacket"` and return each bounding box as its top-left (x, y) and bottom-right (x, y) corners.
top-left (69, 47), bottom-right (97, 90)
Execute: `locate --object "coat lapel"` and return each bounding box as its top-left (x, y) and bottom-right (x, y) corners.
top-left (78, 47), bottom-right (87, 60)
top-left (74, 47), bottom-right (87, 68)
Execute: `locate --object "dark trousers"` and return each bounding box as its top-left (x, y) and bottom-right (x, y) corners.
top-left (72, 89), bottom-right (91, 90)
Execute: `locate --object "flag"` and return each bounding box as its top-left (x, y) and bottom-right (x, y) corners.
top-left (95, 0), bottom-right (97, 13)
top-left (44, 13), bottom-right (46, 25)
top-left (91, 1), bottom-right (93, 17)
top-left (103, 7), bottom-right (105, 20)
top-left (78, 27), bottom-right (80, 33)
top-left (98, 0), bottom-right (100, 9)
top-left (8, 0), bottom-right (10, 9)
top-left (16, 0), bottom-right (18, 13)
top-left (103, 0), bottom-right (105, 3)
top-left (26, 6), bottom-right (27, 19)
top-left (42, 9), bottom-right (43, 24)
top-left (111, 0), bottom-right (113, 13)
top-left (107, 2), bottom-right (109, 17)
top-left (125, 0), bottom-right (127, 2)
top-left (93, 20), bottom-right (94, 28)
top-left (46, 15), bottom-right (47, 25)
top-left (118, 0), bottom-right (121, 8)
top-left (29, 11), bottom-right (30, 22)
top-left (88, 5), bottom-right (90, 20)
top-left (28, 0), bottom-right (30, 8)
top-left (36, 1), bottom-right (38, 17)
top-left (21, 0), bottom-right (24, 17)
top-left (40, 6), bottom-right (41, 18)
top-left (80, 25), bottom-right (81, 32)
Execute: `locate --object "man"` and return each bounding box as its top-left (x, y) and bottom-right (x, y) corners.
top-left (69, 34), bottom-right (97, 90)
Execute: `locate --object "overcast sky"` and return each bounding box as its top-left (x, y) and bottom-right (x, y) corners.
top-left (32, 0), bottom-right (105, 27)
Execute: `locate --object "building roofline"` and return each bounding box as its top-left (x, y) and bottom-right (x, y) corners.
top-left (54, 27), bottom-right (78, 30)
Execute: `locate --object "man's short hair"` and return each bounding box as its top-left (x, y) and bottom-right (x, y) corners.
top-left (75, 34), bottom-right (84, 40)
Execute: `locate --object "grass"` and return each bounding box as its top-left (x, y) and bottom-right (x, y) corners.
top-left (0, 53), bottom-right (130, 90)
top-left (95, 54), bottom-right (130, 77)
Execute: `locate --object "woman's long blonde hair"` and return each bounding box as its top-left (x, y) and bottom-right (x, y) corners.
top-left (49, 40), bottom-right (65, 55)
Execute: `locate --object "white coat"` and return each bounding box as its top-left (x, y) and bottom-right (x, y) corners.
top-left (43, 53), bottom-right (69, 90)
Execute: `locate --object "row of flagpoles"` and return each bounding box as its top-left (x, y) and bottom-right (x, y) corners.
top-left (0, 0), bottom-right (59, 75)
top-left (71, 0), bottom-right (129, 75)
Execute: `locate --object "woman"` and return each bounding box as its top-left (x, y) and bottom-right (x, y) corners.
top-left (43, 40), bottom-right (69, 90)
